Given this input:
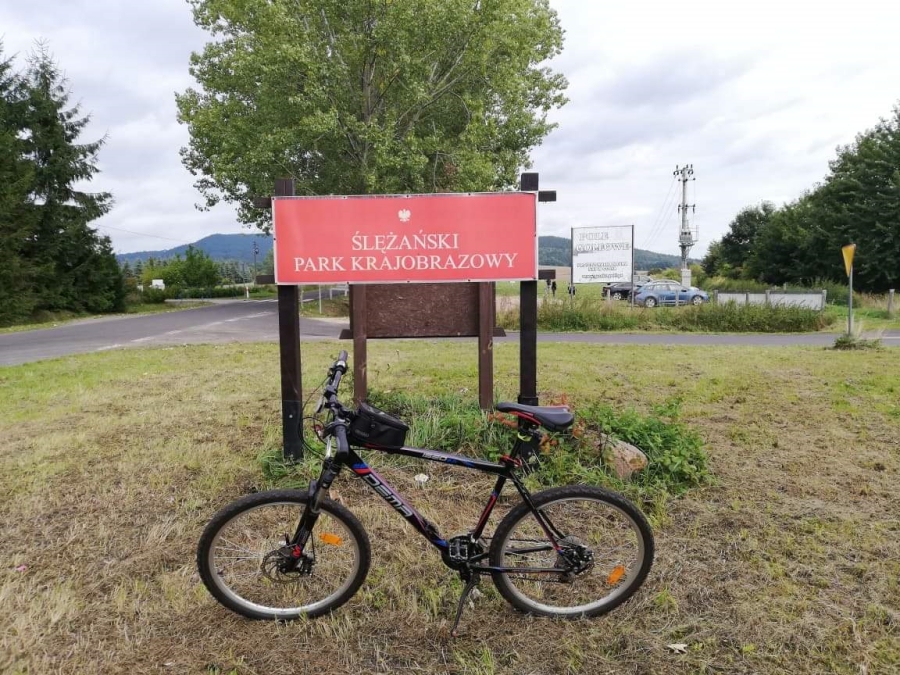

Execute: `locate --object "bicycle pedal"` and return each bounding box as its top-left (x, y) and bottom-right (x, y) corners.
top-left (447, 534), bottom-right (482, 564)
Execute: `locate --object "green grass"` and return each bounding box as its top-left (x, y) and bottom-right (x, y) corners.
top-left (825, 304), bottom-right (900, 332)
top-left (497, 296), bottom-right (835, 333)
top-left (300, 293), bottom-right (349, 317)
top-left (1, 341), bottom-right (899, 674)
top-left (124, 301), bottom-right (211, 314)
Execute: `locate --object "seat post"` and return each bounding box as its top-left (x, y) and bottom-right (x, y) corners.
top-left (509, 421), bottom-right (540, 461)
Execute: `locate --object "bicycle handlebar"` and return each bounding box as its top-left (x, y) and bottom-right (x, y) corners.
top-left (322, 352), bottom-right (351, 458)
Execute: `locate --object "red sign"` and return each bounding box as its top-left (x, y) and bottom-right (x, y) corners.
top-left (273, 192), bottom-right (537, 284)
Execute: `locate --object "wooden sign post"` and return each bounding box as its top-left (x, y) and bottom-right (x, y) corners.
top-left (261, 176), bottom-right (555, 459)
top-left (267, 187), bottom-right (539, 459)
top-left (340, 282), bottom-right (501, 408)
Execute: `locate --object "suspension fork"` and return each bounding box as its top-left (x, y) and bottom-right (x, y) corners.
top-left (290, 457), bottom-right (342, 550)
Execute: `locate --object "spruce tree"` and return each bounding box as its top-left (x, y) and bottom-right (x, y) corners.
top-left (20, 45), bottom-right (124, 313)
top-left (0, 45), bottom-right (38, 325)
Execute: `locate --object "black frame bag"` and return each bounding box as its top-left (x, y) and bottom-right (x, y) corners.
top-left (348, 403), bottom-right (409, 449)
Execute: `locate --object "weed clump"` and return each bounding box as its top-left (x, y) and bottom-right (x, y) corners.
top-left (832, 334), bottom-right (883, 350)
top-left (368, 390), bottom-right (709, 497)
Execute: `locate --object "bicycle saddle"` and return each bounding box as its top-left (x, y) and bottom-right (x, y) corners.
top-left (495, 402), bottom-right (575, 432)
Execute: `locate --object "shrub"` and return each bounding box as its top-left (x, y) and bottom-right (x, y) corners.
top-left (669, 302), bottom-right (832, 332)
top-left (140, 288), bottom-right (168, 304)
top-left (363, 390), bottom-right (708, 496)
top-left (174, 286), bottom-right (246, 299)
top-left (497, 299), bottom-right (835, 333)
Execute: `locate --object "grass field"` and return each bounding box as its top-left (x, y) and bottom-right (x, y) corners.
top-left (1, 341), bottom-right (899, 674)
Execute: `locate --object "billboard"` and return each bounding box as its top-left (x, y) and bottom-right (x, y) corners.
top-left (273, 192), bottom-right (537, 284)
top-left (571, 225), bottom-right (634, 284)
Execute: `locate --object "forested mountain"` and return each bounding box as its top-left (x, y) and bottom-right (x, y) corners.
top-left (538, 235), bottom-right (690, 269)
top-left (116, 233), bottom-right (272, 265)
top-left (117, 233), bottom-right (685, 271)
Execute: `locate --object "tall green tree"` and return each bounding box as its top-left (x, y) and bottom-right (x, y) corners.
top-left (700, 239), bottom-right (723, 277)
top-left (705, 202), bottom-right (776, 279)
top-left (806, 106), bottom-right (900, 291)
top-left (745, 196), bottom-right (817, 285)
top-left (177, 0), bottom-right (568, 229)
top-left (179, 245), bottom-right (220, 287)
top-left (731, 105), bottom-right (900, 292)
top-left (18, 46), bottom-right (124, 314)
top-left (0, 44), bottom-right (38, 324)
top-left (140, 246), bottom-right (220, 288)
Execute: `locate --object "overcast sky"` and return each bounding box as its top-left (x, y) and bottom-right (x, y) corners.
top-left (3, 0), bottom-right (899, 256)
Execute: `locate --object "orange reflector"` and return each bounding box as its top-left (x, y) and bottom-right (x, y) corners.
top-left (606, 565), bottom-right (626, 585)
top-left (319, 532), bottom-right (343, 546)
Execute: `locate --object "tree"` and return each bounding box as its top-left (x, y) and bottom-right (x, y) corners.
top-left (710, 202), bottom-right (776, 278)
top-left (0, 44), bottom-right (38, 325)
top-left (17, 46), bottom-right (124, 314)
top-left (804, 106), bottom-right (900, 291)
top-left (177, 0), bottom-right (567, 229)
top-left (180, 245), bottom-right (220, 287)
top-left (739, 105), bottom-right (900, 292)
top-left (260, 248), bottom-right (275, 275)
top-left (745, 197), bottom-right (817, 285)
top-left (140, 246), bottom-right (220, 289)
top-left (700, 240), bottom-right (723, 277)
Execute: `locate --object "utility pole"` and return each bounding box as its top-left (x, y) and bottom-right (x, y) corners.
top-left (252, 240), bottom-right (259, 283)
top-left (674, 164), bottom-right (696, 289)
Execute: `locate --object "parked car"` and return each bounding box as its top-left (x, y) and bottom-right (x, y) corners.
top-left (602, 281), bottom-right (647, 301)
top-left (634, 281), bottom-right (709, 308)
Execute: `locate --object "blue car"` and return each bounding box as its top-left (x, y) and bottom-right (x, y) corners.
top-left (634, 281), bottom-right (708, 308)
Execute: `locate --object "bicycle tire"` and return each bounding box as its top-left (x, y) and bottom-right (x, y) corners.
top-left (489, 485), bottom-right (654, 618)
top-left (197, 489), bottom-right (371, 620)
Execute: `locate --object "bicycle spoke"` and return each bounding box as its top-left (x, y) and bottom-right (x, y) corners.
top-left (490, 488), bottom-right (652, 617)
top-left (202, 498), bottom-right (365, 616)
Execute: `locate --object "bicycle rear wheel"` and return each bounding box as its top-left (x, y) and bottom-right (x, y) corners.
top-left (489, 485), bottom-right (653, 618)
top-left (197, 489), bottom-right (370, 620)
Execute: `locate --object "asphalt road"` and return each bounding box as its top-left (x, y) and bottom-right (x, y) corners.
top-left (1, 299), bottom-right (897, 367)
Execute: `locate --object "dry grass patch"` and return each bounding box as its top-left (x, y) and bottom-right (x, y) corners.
top-left (0, 341), bottom-right (898, 674)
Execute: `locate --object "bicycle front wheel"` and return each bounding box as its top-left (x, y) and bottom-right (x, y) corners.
top-left (197, 489), bottom-right (371, 620)
top-left (489, 485), bottom-right (654, 618)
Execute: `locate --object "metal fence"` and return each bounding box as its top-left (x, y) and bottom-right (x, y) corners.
top-left (713, 290), bottom-right (827, 310)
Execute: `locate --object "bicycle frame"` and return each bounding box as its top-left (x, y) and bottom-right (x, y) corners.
top-left (318, 434), bottom-right (567, 574)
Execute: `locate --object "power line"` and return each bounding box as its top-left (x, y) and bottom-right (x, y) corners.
top-left (641, 176), bottom-right (677, 249)
top-left (93, 223), bottom-right (196, 245)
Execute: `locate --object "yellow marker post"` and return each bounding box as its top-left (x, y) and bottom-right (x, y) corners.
top-left (842, 244), bottom-right (856, 335)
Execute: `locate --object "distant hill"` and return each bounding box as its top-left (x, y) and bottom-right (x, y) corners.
top-left (538, 235), bottom-right (692, 270)
top-left (116, 233), bottom-right (272, 265)
top-left (116, 232), bottom-right (689, 271)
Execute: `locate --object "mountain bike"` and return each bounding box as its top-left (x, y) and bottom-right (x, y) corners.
top-left (197, 352), bottom-right (654, 635)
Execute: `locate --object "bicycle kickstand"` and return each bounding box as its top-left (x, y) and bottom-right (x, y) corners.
top-left (450, 574), bottom-right (480, 638)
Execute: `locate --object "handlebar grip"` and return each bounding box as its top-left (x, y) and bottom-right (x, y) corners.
top-left (337, 350), bottom-right (348, 364)
top-left (333, 422), bottom-right (350, 460)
